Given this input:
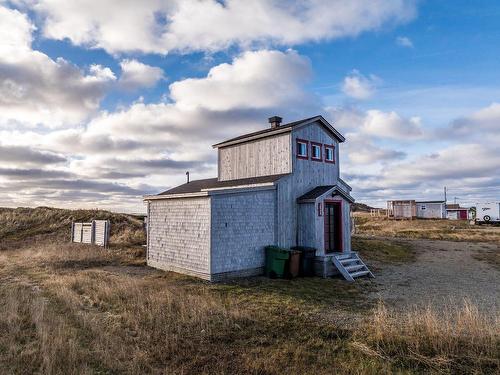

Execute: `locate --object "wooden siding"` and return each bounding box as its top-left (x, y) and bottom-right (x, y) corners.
top-left (416, 202), bottom-right (446, 219)
top-left (218, 133), bottom-right (292, 181)
top-left (297, 193), bottom-right (352, 255)
top-left (71, 220), bottom-right (110, 247)
top-left (276, 122), bottom-right (341, 248)
top-left (297, 203), bottom-right (316, 249)
top-left (210, 189), bottom-right (276, 274)
top-left (147, 197), bottom-right (211, 278)
top-left (387, 200), bottom-right (417, 219)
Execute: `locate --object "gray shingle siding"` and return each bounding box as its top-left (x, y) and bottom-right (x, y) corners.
top-left (210, 189), bottom-right (276, 275)
top-left (147, 197), bottom-right (211, 278)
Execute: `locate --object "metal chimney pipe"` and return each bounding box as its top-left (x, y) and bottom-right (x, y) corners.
top-left (268, 116), bottom-right (283, 129)
top-left (186, 171), bottom-right (190, 183)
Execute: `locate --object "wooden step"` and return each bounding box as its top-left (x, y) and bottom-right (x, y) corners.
top-left (336, 253), bottom-right (352, 260)
top-left (345, 264), bottom-right (364, 272)
top-left (331, 252), bottom-right (375, 282)
top-left (350, 270), bottom-right (370, 278)
top-left (339, 257), bottom-right (358, 265)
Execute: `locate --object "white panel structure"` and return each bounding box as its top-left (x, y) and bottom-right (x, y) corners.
top-left (71, 220), bottom-right (110, 247)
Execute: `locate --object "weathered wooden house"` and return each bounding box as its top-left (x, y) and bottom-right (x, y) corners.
top-left (387, 200), bottom-right (417, 219)
top-left (415, 201), bottom-right (446, 219)
top-left (144, 115), bottom-right (359, 281)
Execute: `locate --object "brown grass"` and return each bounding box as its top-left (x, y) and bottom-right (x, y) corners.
top-left (353, 237), bottom-right (416, 263)
top-left (0, 241), bottom-right (498, 374)
top-left (472, 248), bottom-right (500, 270)
top-left (354, 212), bottom-right (500, 242)
top-left (0, 208), bottom-right (498, 374)
top-left (0, 206), bottom-right (145, 249)
top-left (354, 301), bottom-right (500, 373)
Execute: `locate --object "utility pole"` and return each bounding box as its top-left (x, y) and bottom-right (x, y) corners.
top-left (444, 186), bottom-right (447, 203)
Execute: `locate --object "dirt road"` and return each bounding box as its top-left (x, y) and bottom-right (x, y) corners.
top-left (367, 238), bottom-right (500, 314)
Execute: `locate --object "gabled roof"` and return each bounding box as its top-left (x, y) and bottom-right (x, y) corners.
top-left (154, 174), bottom-right (287, 197)
top-left (212, 115), bottom-right (345, 149)
top-left (297, 184), bottom-right (355, 203)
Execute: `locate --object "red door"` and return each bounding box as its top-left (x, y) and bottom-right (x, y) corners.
top-left (324, 201), bottom-right (343, 253)
top-left (459, 210), bottom-right (468, 220)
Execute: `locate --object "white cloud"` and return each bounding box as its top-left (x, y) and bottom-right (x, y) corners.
top-left (342, 70), bottom-right (381, 99)
top-left (344, 135), bottom-right (406, 165)
top-left (328, 106), bottom-right (423, 140)
top-left (0, 6), bottom-right (34, 54)
top-left (22, 0), bottom-right (417, 54)
top-left (361, 110), bottom-right (423, 139)
top-left (449, 102), bottom-right (500, 141)
top-left (170, 50), bottom-right (313, 111)
top-left (396, 36), bottom-right (413, 48)
top-left (0, 5), bottom-right (116, 127)
top-left (0, 48), bottom-right (320, 210)
top-left (380, 144), bottom-right (500, 189)
top-left (118, 59), bottom-right (165, 90)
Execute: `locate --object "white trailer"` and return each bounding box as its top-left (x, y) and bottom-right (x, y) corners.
top-left (475, 202), bottom-right (500, 224)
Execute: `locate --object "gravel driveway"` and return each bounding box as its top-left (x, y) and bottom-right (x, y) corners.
top-left (368, 239), bottom-right (500, 314)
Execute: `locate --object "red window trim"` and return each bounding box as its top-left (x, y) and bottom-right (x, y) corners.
top-left (296, 138), bottom-right (309, 160)
top-left (311, 142), bottom-right (323, 161)
top-left (324, 144), bottom-right (335, 164)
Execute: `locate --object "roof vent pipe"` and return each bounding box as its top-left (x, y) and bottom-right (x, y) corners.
top-left (268, 116), bottom-right (283, 129)
top-left (186, 171), bottom-right (190, 183)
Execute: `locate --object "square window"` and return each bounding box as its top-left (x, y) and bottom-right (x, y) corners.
top-left (296, 139), bottom-right (308, 159)
top-left (311, 142), bottom-right (322, 161)
top-left (324, 145), bottom-right (335, 163)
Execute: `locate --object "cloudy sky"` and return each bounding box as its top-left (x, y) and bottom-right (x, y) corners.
top-left (0, 0), bottom-right (499, 212)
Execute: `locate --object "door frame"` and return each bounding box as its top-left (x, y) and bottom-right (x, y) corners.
top-left (323, 199), bottom-right (343, 253)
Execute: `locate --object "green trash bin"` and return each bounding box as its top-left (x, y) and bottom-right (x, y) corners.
top-left (265, 246), bottom-right (290, 278)
top-left (291, 246), bottom-right (316, 277)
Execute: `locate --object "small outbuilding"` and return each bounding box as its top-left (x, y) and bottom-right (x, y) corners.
top-left (144, 115), bottom-right (355, 281)
top-left (446, 204), bottom-right (469, 220)
top-left (387, 200), bottom-right (416, 219)
top-left (416, 201), bottom-right (446, 219)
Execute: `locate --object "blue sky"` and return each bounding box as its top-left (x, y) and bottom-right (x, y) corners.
top-left (0, 0), bottom-right (499, 211)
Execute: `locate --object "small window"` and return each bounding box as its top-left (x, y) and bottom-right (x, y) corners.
top-left (421, 205), bottom-right (426, 210)
top-left (324, 145), bottom-right (335, 163)
top-left (296, 139), bottom-right (308, 159)
top-left (311, 142), bottom-right (322, 161)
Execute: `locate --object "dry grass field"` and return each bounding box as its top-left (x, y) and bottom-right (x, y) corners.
top-left (0, 207), bottom-right (499, 374)
top-left (354, 212), bottom-right (500, 243)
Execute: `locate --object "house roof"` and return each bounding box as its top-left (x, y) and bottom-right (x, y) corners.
top-left (416, 200), bottom-right (446, 204)
top-left (446, 204), bottom-right (468, 210)
top-left (212, 115), bottom-right (345, 149)
top-left (156, 174), bottom-right (287, 196)
top-left (297, 186), bottom-right (334, 201)
top-left (297, 185), bottom-right (355, 203)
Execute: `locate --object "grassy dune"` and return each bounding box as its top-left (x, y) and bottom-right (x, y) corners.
top-left (0, 206), bottom-right (145, 249)
top-left (0, 207), bottom-right (498, 374)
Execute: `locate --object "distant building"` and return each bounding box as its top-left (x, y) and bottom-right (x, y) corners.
top-left (446, 204), bottom-right (469, 220)
top-left (416, 201), bottom-right (446, 219)
top-left (387, 200), bottom-right (416, 219)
